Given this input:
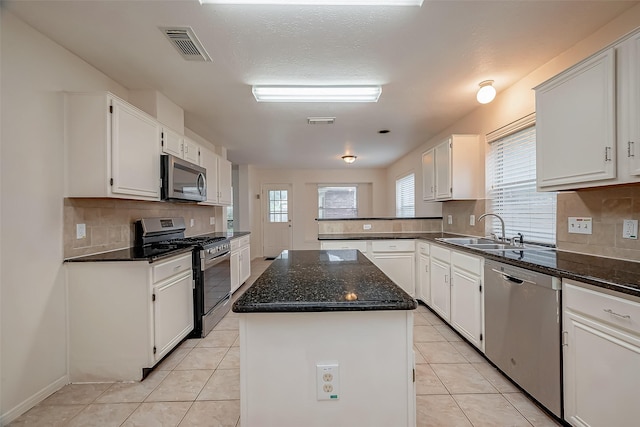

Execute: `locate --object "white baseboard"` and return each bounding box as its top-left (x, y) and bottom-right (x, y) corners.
top-left (0, 374), bottom-right (69, 425)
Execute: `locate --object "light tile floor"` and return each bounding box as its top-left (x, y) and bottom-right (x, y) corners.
top-left (10, 258), bottom-right (562, 427)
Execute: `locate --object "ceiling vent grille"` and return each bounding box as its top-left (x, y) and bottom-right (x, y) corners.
top-left (160, 27), bottom-right (212, 62)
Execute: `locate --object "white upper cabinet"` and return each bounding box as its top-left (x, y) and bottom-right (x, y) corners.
top-left (161, 128), bottom-right (201, 166)
top-left (535, 28), bottom-right (640, 191)
top-left (161, 127), bottom-right (184, 158)
top-left (183, 137), bottom-right (201, 165)
top-left (535, 49), bottom-right (616, 190)
top-left (199, 146), bottom-right (232, 206)
top-left (422, 135), bottom-right (481, 201)
top-left (422, 148), bottom-right (435, 201)
top-left (66, 92), bottom-right (161, 201)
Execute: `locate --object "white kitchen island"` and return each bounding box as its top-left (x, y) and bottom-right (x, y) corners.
top-left (232, 250), bottom-right (417, 427)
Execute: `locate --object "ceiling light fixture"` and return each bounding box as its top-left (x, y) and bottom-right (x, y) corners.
top-left (252, 85), bottom-right (382, 103)
top-left (201, 0), bottom-right (423, 5)
top-left (476, 80), bottom-right (496, 104)
top-left (307, 117), bottom-right (336, 125)
top-left (342, 155), bottom-right (357, 164)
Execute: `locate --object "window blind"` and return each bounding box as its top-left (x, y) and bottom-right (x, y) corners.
top-left (396, 173), bottom-right (415, 217)
top-left (486, 123), bottom-right (556, 245)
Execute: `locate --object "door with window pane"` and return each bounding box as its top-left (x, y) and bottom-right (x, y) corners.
top-left (262, 184), bottom-right (292, 259)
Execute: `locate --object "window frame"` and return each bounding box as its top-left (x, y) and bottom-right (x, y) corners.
top-left (395, 172), bottom-right (415, 218)
top-left (317, 184), bottom-right (359, 219)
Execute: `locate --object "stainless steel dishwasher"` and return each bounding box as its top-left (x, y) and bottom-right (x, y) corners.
top-left (484, 259), bottom-right (562, 418)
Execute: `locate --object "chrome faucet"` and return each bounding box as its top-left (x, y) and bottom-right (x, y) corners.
top-left (478, 213), bottom-right (506, 242)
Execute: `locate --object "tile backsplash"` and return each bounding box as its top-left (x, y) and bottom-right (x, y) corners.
top-left (64, 198), bottom-right (223, 259)
top-left (557, 184), bottom-right (640, 262)
top-left (318, 218), bottom-right (442, 234)
top-left (442, 200), bottom-right (487, 237)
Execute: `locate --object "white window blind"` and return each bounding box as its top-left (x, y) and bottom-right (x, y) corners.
top-left (486, 120), bottom-right (556, 245)
top-left (396, 173), bottom-right (415, 217)
top-left (318, 185), bottom-right (358, 219)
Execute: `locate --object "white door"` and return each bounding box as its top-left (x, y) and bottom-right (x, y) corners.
top-left (262, 184), bottom-right (292, 259)
top-left (371, 253), bottom-right (415, 296)
top-left (450, 267), bottom-right (483, 348)
top-left (430, 257), bottom-right (451, 321)
top-left (418, 253), bottom-right (430, 304)
top-left (218, 158), bottom-right (233, 206)
top-left (435, 138), bottom-right (452, 200)
top-left (153, 272), bottom-right (194, 361)
top-left (161, 127), bottom-right (183, 158)
top-left (422, 148), bottom-right (435, 201)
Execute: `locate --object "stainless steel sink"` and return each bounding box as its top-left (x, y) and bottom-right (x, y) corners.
top-left (436, 237), bottom-right (554, 252)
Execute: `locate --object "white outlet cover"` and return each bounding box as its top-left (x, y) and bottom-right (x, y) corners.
top-left (447, 215), bottom-right (453, 225)
top-left (316, 363), bottom-right (339, 401)
top-left (363, 224), bottom-right (372, 230)
top-left (76, 223), bottom-right (86, 239)
top-left (190, 219), bottom-right (195, 227)
top-left (622, 219), bottom-right (638, 239)
top-left (470, 215), bottom-right (475, 226)
top-left (210, 216), bottom-right (215, 225)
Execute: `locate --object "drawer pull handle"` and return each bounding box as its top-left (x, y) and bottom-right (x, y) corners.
top-left (603, 309), bottom-right (631, 320)
top-left (174, 265), bottom-right (182, 270)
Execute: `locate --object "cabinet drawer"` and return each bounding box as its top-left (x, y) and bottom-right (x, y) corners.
top-left (321, 240), bottom-right (368, 252)
top-left (239, 235), bottom-right (250, 247)
top-left (564, 280), bottom-right (640, 335)
top-left (153, 253), bottom-right (192, 283)
top-left (371, 240), bottom-right (415, 252)
top-left (417, 241), bottom-right (430, 256)
top-left (430, 244), bottom-right (450, 263)
top-left (451, 251), bottom-right (482, 275)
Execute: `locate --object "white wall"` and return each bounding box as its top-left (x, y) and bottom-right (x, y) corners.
top-left (0, 11), bottom-right (127, 422)
top-left (249, 168), bottom-right (387, 258)
top-left (386, 3), bottom-right (640, 216)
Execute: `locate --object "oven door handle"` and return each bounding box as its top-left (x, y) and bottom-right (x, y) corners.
top-left (203, 251), bottom-right (231, 269)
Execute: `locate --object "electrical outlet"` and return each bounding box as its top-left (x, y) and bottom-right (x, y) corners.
top-left (210, 217), bottom-right (215, 225)
top-left (363, 224), bottom-right (372, 230)
top-left (190, 218), bottom-right (195, 227)
top-left (470, 215), bottom-right (475, 226)
top-left (568, 217), bottom-right (592, 235)
top-left (76, 223), bottom-right (86, 239)
top-left (447, 215), bottom-right (453, 225)
top-left (622, 219), bottom-right (638, 239)
top-left (316, 363), bottom-right (339, 401)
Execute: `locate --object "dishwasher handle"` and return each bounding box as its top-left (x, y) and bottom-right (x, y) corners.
top-left (491, 268), bottom-right (535, 285)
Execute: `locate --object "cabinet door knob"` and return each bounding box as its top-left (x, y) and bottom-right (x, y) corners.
top-left (629, 141), bottom-right (635, 158)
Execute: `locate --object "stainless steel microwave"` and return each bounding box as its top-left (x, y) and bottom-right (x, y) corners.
top-left (161, 154), bottom-right (207, 202)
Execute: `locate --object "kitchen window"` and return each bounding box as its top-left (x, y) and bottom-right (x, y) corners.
top-left (318, 185), bottom-right (357, 219)
top-left (486, 114), bottom-right (556, 245)
top-left (396, 173), bottom-right (415, 217)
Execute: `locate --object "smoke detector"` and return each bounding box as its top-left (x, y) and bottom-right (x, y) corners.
top-left (307, 117), bottom-right (336, 125)
top-left (160, 27), bottom-right (212, 62)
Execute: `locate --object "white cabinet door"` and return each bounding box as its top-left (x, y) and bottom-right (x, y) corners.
top-left (422, 148), bottom-right (435, 201)
top-left (624, 32), bottom-right (640, 178)
top-left (371, 252), bottom-right (415, 296)
top-left (450, 266), bottom-right (483, 349)
top-left (111, 99), bottom-right (161, 199)
top-left (434, 139), bottom-right (452, 200)
top-left (535, 49), bottom-right (616, 190)
top-left (161, 127), bottom-right (183, 158)
top-left (153, 271), bottom-right (194, 361)
top-left (240, 245), bottom-right (251, 285)
top-left (231, 249), bottom-right (241, 294)
top-left (200, 147), bottom-right (220, 205)
top-left (183, 137), bottom-right (201, 165)
top-left (564, 311), bottom-right (640, 427)
top-left (417, 253), bottom-right (430, 304)
top-left (429, 257), bottom-right (451, 321)
top-left (218, 157), bottom-right (233, 206)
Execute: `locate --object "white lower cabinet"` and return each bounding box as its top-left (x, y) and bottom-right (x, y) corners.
top-left (416, 242), bottom-right (430, 304)
top-left (370, 240), bottom-right (416, 297)
top-left (563, 279), bottom-right (640, 427)
top-left (429, 245), bottom-right (452, 321)
top-left (66, 252), bottom-right (194, 382)
top-left (231, 235), bottom-right (251, 294)
top-left (450, 251), bottom-right (484, 350)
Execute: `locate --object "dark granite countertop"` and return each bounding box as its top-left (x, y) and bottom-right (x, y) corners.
top-left (318, 232), bottom-right (640, 298)
top-left (65, 231), bottom-right (251, 263)
top-left (233, 249), bottom-right (418, 313)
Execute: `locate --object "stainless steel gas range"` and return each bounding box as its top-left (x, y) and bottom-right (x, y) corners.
top-left (135, 217), bottom-right (231, 338)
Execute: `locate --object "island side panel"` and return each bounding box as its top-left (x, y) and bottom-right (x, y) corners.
top-left (239, 310), bottom-right (415, 427)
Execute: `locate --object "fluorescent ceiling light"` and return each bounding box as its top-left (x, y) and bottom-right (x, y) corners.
top-left (201, 0), bottom-right (423, 5)
top-left (252, 86), bottom-right (382, 102)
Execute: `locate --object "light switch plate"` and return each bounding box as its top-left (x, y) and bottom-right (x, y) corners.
top-left (568, 217), bottom-right (592, 235)
top-left (76, 223), bottom-right (86, 239)
top-left (363, 224), bottom-right (372, 230)
top-left (622, 219), bottom-right (638, 239)
top-left (210, 217), bottom-right (215, 225)
top-left (447, 215), bottom-right (453, 225)
top-left (470, 215), bottom-right (475, 226)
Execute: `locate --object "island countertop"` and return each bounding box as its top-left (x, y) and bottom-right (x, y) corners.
top-left (232, 249), bottom-right (417, 313)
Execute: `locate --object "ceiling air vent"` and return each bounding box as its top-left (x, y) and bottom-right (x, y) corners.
top-left (160, 27), bottom-right (212, 62)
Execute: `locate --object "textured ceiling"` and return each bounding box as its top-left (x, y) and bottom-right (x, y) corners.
top-left (3, 0), bottom-right (638, 168)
